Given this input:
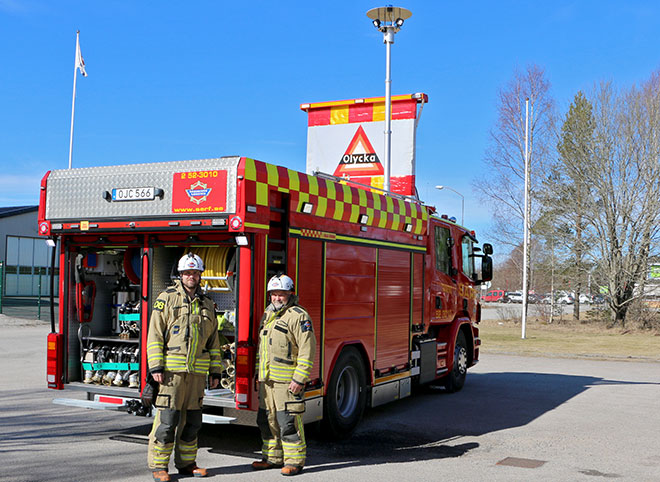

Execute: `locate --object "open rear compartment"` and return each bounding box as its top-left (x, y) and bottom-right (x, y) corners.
top-left (61, 235), bottom-right (239, 411)
top-left (62, 239), bottom-right (146, 399)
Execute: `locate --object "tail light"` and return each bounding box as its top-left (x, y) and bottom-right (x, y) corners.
top-left (47, 333), bottom-right (64, 389)
top-left (234, 345), bottom-right (254, 408)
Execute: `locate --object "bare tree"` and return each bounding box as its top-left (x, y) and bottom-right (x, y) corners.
top-left (475, 64), bottom-right (555, 319)
top-left (477, 65), bottom-right (555, 250)
top-left (580, 75), bottom-right (660, 326)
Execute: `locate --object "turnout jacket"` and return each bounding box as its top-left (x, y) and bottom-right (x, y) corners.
top-left (147, 280), bottom-right (222, 376)
top-left (258, 296), bottom-right (316, 385)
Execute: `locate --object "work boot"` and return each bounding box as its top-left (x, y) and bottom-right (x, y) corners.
top-left (281, 465), bottom-right (303, 476)
top-left (178, 464), bottom-right (208, 477)
top-left (251, 459), bottom-right (283, 470)
top-left (151, 470), bottom-right (170, 482)
top-left (102, 371), bottom-right (116, 385)
top-left (128, 372), bottom-right (139, 388)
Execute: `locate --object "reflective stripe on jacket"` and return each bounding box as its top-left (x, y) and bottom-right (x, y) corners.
top-left (257, 296), bottom-right (316, 384)
top-left (147, 280), bottom-right (222, 376)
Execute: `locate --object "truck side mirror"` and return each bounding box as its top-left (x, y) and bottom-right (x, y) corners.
top-left (481, 255), bottom-right (493, 282)
top-left (483, 243), bottom-right (493, 255)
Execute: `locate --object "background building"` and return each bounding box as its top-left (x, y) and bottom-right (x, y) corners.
top-left (0, 206), bottom-right (58, 297)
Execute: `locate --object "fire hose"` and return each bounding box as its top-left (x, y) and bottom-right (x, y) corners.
top-left (189, 246), bottom-right (232, 289)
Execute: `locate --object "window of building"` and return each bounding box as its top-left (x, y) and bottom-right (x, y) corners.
top-left (4, 235), bottom-right (58, 296)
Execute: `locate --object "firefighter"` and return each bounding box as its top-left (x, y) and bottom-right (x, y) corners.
top-left (146, 253), bottom-right (222, 482)
top-left (252, 274), bottom-right (316, 476)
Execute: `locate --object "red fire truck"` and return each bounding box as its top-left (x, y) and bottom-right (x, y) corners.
top-left (40, 155), bottom-right (492, 437)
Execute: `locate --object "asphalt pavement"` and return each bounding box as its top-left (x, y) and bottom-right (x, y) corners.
top-left (1, 316), bottom-right (659, 481)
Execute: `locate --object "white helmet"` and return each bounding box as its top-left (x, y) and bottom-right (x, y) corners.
top-left (178, 253), bottom-right (204, 273)
top-left (267, 274), bottom-right (294, 292)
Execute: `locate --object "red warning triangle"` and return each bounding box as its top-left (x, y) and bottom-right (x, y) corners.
top-left (334, 125), bottom-right (384, 177)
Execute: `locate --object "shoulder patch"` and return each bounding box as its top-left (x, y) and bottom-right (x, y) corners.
top-left (291, 307), bottom-right (304, 314)
top-left (300, 319), bottom-right (313, 333)
top-left (165, 288), bottom-right (177, 293)
top-left (153, 299), bottom-right (166, 312)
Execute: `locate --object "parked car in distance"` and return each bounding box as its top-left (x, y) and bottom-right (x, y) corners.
top-left (578, 293), bottom-right (593, 304)
top-left (482, 289), bottom-right (506, 302)
top-left (528, 293), bottom-right (543, 304)
top-left (557, 294), bottom-right (574, 304)
top-left (504, 291), bottom-right (524, 303)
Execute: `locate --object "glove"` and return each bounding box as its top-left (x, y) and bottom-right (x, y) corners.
top-left (140, 373), bottom-right (160, 409)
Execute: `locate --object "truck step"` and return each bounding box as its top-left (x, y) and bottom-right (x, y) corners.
top-left (52, 397), bottom-right (236, 424)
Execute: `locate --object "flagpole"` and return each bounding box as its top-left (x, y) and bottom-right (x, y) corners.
top-left (68, 30), bottom-right (81, 169)
top-left (522, 98), bottom-right (530, 339)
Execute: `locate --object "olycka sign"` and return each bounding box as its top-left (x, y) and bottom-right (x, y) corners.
top-left (301, 93), bottom-right (427, 196)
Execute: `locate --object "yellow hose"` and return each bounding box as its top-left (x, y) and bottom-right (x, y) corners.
top-left (188, 247), bottom-right (231, 289)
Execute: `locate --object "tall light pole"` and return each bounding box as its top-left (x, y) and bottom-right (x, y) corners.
top-left (435, 185), bottom-right (464, 226)
top-left (367, 5), bottom-right (412, 192)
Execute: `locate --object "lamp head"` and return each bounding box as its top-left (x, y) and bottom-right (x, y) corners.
top-left (366, 6), bottom-right (412, 30)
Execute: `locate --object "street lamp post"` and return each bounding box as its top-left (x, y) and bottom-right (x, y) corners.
top-left (435, 185), bottom-right (464, 225)
top-left (367, 6), bottom-right (412, 192)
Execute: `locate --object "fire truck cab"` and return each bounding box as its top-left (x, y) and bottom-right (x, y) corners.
top-left (40, 155), bottom-right (492, 437)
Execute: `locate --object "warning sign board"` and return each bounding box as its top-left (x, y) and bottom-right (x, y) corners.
top-left (301, 94), bottom-right (426, 196)
top-left (333, 126), bottom-right (384, 177)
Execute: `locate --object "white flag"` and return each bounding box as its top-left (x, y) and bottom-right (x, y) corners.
top-left (76, 34), bottom-right (87, 77)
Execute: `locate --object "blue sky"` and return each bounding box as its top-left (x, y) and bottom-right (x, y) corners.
top-left (2, 1), bottom-right (659, 258)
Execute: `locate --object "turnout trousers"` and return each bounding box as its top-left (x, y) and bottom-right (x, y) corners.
top-left (147, 372), bottom-right (206, 470)
top-left (257, 380), bottom-right (307, 467)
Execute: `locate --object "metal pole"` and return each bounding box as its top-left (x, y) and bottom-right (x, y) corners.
top-left (383, 27), bottom-right (393, 192)
top-left (435, 185), bottom-right (464, 225)
top-left (457, 192), bottom-right (464, 226)
top-left (0, 261), bottom-right (3, 315)
top-left (50, 242), bottom-right (57, 333)
top-left (38, 269), bottom-right (42, 320)
top-left (68, 31), bottom-right (80, 169)
top-left (522, 98), bottom-right (530, 339)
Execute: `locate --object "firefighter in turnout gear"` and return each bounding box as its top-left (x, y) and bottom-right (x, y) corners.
top-left (146, 253), bottom-right (222, 482)
top-left (252, 275), bottom-right (316, 476)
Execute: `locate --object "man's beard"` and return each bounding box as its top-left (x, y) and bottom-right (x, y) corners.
top-left (272, 300), bottom-right (285, 310)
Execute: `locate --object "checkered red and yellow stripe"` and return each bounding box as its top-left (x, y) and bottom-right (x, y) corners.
top-left (300, 94), bottom-right (427, 127)
top-left (241, 158), bottom-right (428, 235)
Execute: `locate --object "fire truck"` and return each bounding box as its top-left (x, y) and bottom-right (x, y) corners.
top-left (40, 155), bottom-right (492, 438)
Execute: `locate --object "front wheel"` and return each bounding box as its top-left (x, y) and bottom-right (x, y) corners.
top-left (444, 331), bottom-right (468, 393)
top-left (322, 346), bottom-right (367, 440)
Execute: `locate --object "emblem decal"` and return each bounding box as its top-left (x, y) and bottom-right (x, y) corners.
top-left (185, 181), bottom-right (212, 205)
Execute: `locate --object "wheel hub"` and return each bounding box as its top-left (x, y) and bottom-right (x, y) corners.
top-left (456, 346), bottom-right (467, 374)
top-left (336, 366), bottom-right (358, 418)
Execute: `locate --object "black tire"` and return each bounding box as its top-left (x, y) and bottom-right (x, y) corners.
top-left (322, 346), bottom-right (367, 440)
top-left (444, 331), bottom-right (468, 393)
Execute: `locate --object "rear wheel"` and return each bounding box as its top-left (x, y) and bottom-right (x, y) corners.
top-left (322, 346), bottom-right (367, 439)
top-left (444, 331), bottom-right (468, 393)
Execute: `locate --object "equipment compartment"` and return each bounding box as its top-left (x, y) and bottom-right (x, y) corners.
top-left (65, 246), bottom-right (143, 388)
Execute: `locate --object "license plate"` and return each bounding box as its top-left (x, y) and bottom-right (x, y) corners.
top-left (111, 187), bottom-right (155, 201)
